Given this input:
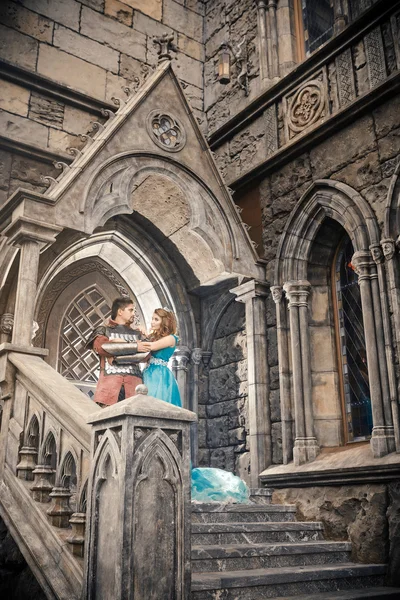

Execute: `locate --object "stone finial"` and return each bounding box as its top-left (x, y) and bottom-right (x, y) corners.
top-left (0, 313), bottom-right (14, 335)
top-left (135, 383), bottom-right (148, 395)
top-left (153, 32), bottom-right (177, 63)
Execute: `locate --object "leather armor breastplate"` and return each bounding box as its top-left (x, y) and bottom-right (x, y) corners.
top-left (104, 325), bottom-right (142, 377)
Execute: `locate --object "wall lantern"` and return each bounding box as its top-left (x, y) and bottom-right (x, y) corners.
top-left (218, 42), bottom-right (231, 84)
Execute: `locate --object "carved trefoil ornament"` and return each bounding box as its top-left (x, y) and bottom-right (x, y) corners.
top-left (364, 26), bottom-right (387, 89)
top-left (146, 110), bottom-right (186, 152)
top-left (264, 104), bottom-right (278, 157)
top-left (335, 48), bottom-right (356, 108)
top-left (283, 69), bottom-right (328, 141)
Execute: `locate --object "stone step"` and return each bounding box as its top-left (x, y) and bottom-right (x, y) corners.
top-left (191, 521), bottom-right (324, 545)
top-left (191, 503), bottom-right (297, 523)
top-left (191, 562), bottom-right (386, 599)
top-left (250, 488), bottom-right (273, 504)
top-left (271, 587), bottom-right (400, 600)
top-left (191, 540), bottom-right (351, 572)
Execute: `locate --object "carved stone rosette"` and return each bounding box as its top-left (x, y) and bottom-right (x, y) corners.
top-left (283, 69), bottom-right (328, 141)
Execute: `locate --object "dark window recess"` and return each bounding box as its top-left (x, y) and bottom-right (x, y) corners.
top-left (349, 0), bottom-right (374, 21)
top-left (335, 236), bottom-right (373, 441)
top-left (302, 0), bottom-right (334, 54)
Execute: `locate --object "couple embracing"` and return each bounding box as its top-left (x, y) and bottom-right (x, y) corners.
top-left (87, 297), bottom-right (181, 408)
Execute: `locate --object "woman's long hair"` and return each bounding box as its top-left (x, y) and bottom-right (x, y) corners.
top-left (150, 308), bottom-right (178, 341)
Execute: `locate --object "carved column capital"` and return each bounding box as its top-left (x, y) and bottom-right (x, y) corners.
top-left (352, 251), bottom-right (376, 281)
top-left (370, 243), bottom-right (384, 265)
top-left (381, 238), bottom-right (396, 261)
top-left (191, 348), bottom-right (202, 366)
top-left (255, 0), bottom-right (268, 10)
top-left (270, 285), bottom-right (283, 304)
top-left (3, 217), bottom-right (62, 248)
top-left (174, 346), bottom-right (191, 371)
top-left (283, 280), bottom-right (311, 308)
top-left (0, 313), bottom-right (14, 335)
top-left (230, 279), bottom-right (270, 303)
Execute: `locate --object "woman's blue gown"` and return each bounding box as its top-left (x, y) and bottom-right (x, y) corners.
top-left (143, 336), bottom-right (250, 504)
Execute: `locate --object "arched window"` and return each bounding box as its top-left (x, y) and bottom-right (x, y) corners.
top-left (58, 286), bottom-right (112, 398)
top-left (333, 234), bottom-right (373, 442)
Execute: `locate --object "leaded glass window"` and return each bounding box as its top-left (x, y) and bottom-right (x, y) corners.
top-left (302, 0), bottom-right (334, 55)
top-left (58, 286), bottom-right (111, 397)
top-left (335, 236), bottom-right (373, 441)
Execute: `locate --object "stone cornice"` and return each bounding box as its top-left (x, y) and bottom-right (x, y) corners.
top-left (0, 59), bottom-right (115, 115)
top-left (0, 135), bottom-right (71, 165)
top-left (208, 0), bottom-right (399, 150)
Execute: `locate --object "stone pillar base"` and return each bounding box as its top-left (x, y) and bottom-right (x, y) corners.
top-left (371, 426), bottom-right (396, 458)
top-left (293, 437), bottom-right (320, 466)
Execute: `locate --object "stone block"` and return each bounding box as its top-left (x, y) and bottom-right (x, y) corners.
top-left (180, 81), bottom-right (203, 112)
top-left (206, 417), bottom-right (229, 448)
top-left (270, 154), bottom-right (312, 198)
top-left (80, 0), bottom-right (104, 11)
top-left (267, 327), bottom-right (278, 367)
top-left (310, 326), bottom-right (336, 373)
top-left (361, 177), bottom-right (391, 227)
top-left (105, 0), bottom-right (133, 26)
top-left (21, 0), bottom-right (81, 31)
top-left (185, 0), bottom-right (204, 16)
top-left (0, 150), bottom-right (11, 204)
top-left (0, 80), bottom-right (30, 117)
top-left (63, 105), bottom-right (99, 136)
top-left (311, 372), bottom-right (341, 419)
top-left (124, 0), bottom-right (162, 21)
top-left (210, 330), bottom-right (247, 369)
top-left (210, 446), bottom-right (235, 471)
top-left (163, 0), bottom-right (203, 41)
top-left (81, 6), bottom-right (146, 60)
top-left (208, 361), bottom-right (248, 404)
top-left (178, 33), bottom-right (204, 62)
top-left (197, 448), bottom-right (210, 466)
top-left (215, 301), bottom-right (245, 338)
top-left (29, 92), bottom-right (64, 128)
top-left (382, 157), bottom-right (399, 178)
top-left (387, 481), bottom-right (400, 586)
top-left (0, 24), bottom-right (38, 70)
top-left (205, 24), bottom-right (228, 60)
top-left (310, 115), bottom-right (377, 178)
top-left (37, 44), bottom-right (107, 100)
top-left (310, 286), bottom-right (330, 325)
top-left (119, 54), bottom-right (146, 82)
top-left (0, 2), bottom-right (53, 43)
top-left (198, 418), bottom-right (207, 447)
top-left (373, 94), bottom-right (400, 138)
top-left (48, 129), bottom-right (85, 154)
top-left (133, 9), bottom-right (173, 38)
top-left (270, 365), bottom-right (279, 390)
top-left (271, 422), bottom-right (283, 464)
top-left (331, 151), bottom-right (383, 191)
top-left (173, 52), bottom-right (203, 89)
top-left (53, 24), bottom-right (120, 73)
top-left (206, 398), bottom-right (246, 420)
top-left (377, 127), bottom-right (400, 163)
top-left (0, 110), bottom-right (48, 148)
top-left (228, 426), bottom-right (246, 445)
top-left (8, 154), bottom-right (55, 195)
top-left (270, 389), bottom-right (280, 423)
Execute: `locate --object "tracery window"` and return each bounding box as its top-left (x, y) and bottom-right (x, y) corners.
top-left (58, 286), bottom-right (111, 397)
top-left (333, 235), bottom-right (373, 442)
top-left (296, 0), bottom-right (335, 57)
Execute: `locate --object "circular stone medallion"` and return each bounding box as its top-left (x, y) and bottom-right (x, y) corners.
top-left (146, 110), bottom-right (186, 152)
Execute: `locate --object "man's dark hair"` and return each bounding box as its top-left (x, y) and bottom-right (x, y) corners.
top-left (111, 297), bottom-right (134, 319)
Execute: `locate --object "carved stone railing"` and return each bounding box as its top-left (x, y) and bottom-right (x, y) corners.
top-left (0, 343), bottom-right (99, 599)
top-left (210, 0), bottom-right (400, 186)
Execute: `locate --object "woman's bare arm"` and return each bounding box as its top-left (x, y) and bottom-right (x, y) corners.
top-left (142, 335), bottom-right (176, 351)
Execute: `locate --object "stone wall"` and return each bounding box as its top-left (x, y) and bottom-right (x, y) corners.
top-left (0, 0), bottom-right (204, 168)
top-left (198, 300), bottom-right (250, 480)
top-left (260, 93), bottom-right (400, 278)
top-left (273, 482), bottom-right (400, 580)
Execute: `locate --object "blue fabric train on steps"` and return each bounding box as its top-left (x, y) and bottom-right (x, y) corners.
top-left (143, 338), bottom-right (250, 504)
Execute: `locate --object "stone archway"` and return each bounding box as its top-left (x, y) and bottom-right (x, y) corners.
top-left (273, 179), bottom-right (398, 464)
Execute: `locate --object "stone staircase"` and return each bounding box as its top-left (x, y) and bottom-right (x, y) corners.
top-left (190, 490), bottom-right (400, 600)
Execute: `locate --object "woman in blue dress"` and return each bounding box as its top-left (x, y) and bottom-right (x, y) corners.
top-left (142, 308), bottom-right (249, 504)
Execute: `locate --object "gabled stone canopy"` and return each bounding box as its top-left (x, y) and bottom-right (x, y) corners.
top-left (0, 61), bottom-right (262, 291)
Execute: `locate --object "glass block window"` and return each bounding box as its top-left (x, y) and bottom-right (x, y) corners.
top-left (58, 286), bottom-right (111, 385)
top-left (335, 236), bottom-right (373, 441)
top-left (302, 0), bottom-right (334, 55)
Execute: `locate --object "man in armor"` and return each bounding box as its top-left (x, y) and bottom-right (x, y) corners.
top-left (87, 297), bottom-right (149, 407)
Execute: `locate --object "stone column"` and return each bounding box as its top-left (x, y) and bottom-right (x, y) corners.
top-left (271, 286), bottom-right (293, 464)
top-left (3, 218), bottom-right (61, 347)
top-left (190, 348), bottom-right (203, 467)
top-left (174, 346), bottom-right (191, 410)
top-left (267, 0), bottom-right (279, 79)
top-left (283, 281), bottom-right (319, 466)
top-left (255, 0), bottom-right (270, 83)
top-left (230, 280), bottom-right (271, 488)
top-left (353, 251), bottom-right (395, 457)
top-left (381, 238), bottom-right (400, 452)
top-left (83, 385), bottom-right (196, 600)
